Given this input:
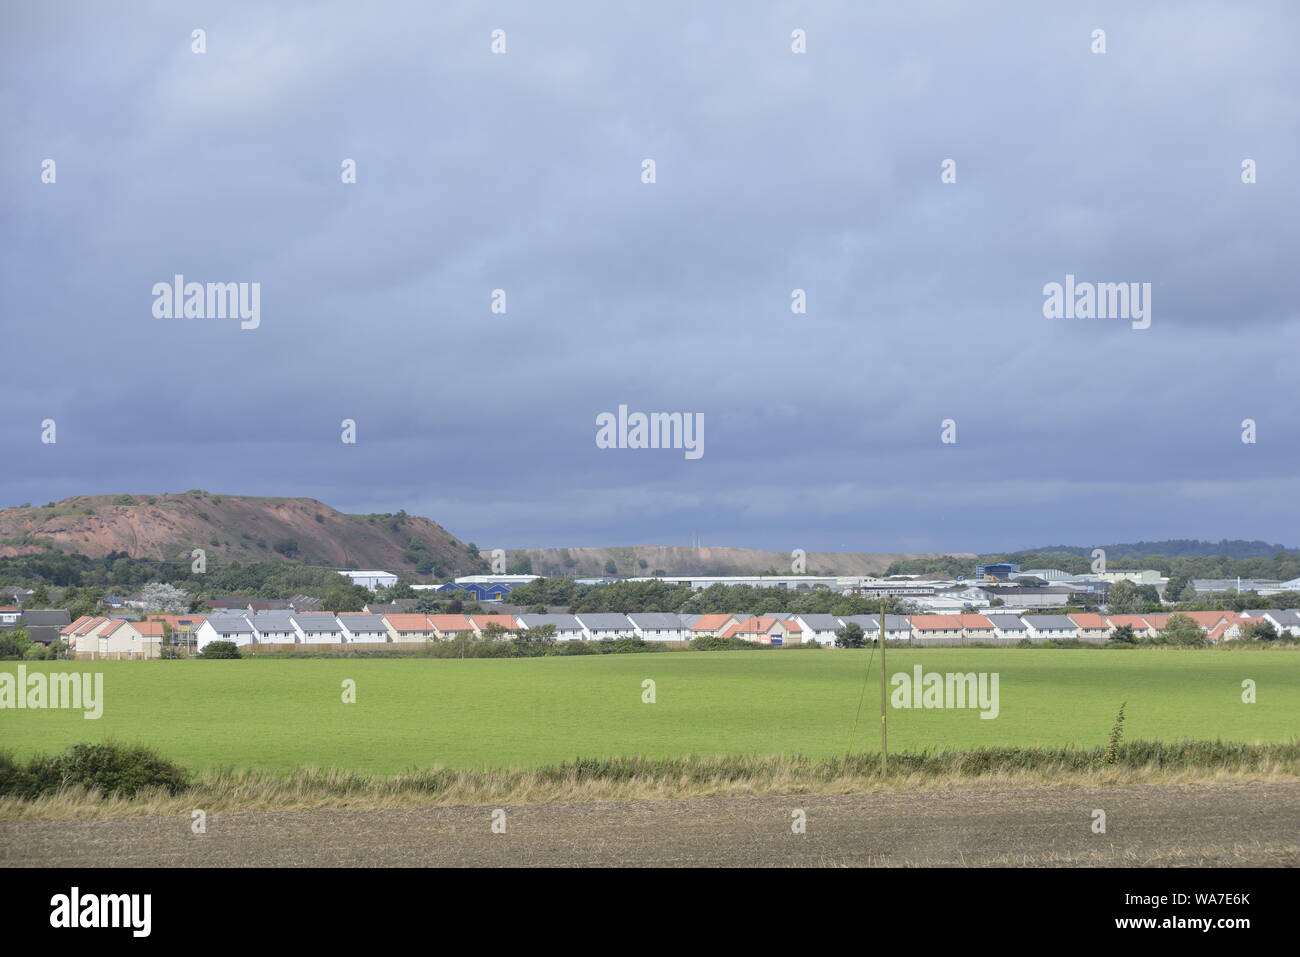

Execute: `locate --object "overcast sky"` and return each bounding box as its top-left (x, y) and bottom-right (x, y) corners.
top-left (3, 1), bottom-right (1298, 554)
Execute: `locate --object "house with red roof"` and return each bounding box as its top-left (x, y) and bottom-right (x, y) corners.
top-left (427, 615), bottom-right (476, 639)
top-left (719, 616), bottom-right (801, 645)
top-left (1105, 615), bottom-right (1156, 638)
top-left (471, 614), bottom-right (519, 638)
top-left (1068, 613), bottom-right (1110, 643)
top-left (69, 618), bottom-right (162, 659)
top-left (910, 615), bottom-right (966, 643)
top-left (956, 614), bottom-right (996, 641)
top-left (688, 614), bottom-right (740, 637)
top-left (384, 614), bottom-right (438, 642)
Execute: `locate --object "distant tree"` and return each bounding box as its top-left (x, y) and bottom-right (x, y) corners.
top-left (834, 622), bottom-right (866, 649)
top-left (514, 624), bottom-right (556, 652)
top-left (322, 589), bottom-right (365, 613)
top-left (1108, 624), bottom-right (1138, 645)
top-left (1106, 581), bottom-right (1145, 614)
top-left (604, 560), bottom-right (618, 576)
top-left (1161, 613), bottom-right (1206, 647)
top-left (387, 580), bottom-right (418, 600)
top-left (28, 584), bottom-right (50, 607)
top-left (1245, 620), bottom-right (1278, 642)
top-left (137, 582), bottom-right (189, 614)
top-left (0, 628), bottom-right (31, 659)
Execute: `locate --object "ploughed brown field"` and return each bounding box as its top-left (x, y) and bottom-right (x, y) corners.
top-left (3, 782), bottom-right (1296, 867)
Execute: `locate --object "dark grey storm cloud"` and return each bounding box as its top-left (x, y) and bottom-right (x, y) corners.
top-left (2, 1), bottom-right (1297, 553)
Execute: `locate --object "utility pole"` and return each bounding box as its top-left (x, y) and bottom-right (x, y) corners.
top-left (879, 598), bottom-right (888, 774)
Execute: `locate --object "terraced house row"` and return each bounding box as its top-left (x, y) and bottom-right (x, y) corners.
top-left (61, 607), bottom-right (1300, 658)
top-left (176, 608), bottom-right (1299, 655)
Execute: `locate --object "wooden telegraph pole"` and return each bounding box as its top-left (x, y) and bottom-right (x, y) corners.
top-left (879, 599), bottom-right (888, 773)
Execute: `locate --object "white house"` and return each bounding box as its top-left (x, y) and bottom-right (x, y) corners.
top-left (627, 613), bottom-right (690, 641)
top-left (1255, 609), bottom-right (1300, 638)
top-left (292, 614), bottom-right (345, 644)
top-left (985, 614), bottom-right (1029, 641)
top-left (576, 614), bottom-right (636, 640)
top-left (1022, 615), bottom-right (1078, 642)
top-left (196, 614), bottom-right (256, 650)
top-left (337, 614), bottom-right (389, 642)
top-left (249, 612), bottom-right (298, 644)
top-left (794, 614), bottom-right (843, 646)
top-left (843, 615), bottom-right (912, 643)
top-left (516, 614), bottom-right (586, 641)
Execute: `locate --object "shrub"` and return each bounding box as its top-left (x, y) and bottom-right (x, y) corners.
top-left (198, 641), bottom-right (241, 659)
top-left (0, 631), bottom-right (31, 659)
top-left (3, 743), bottom-right (189, 799)
top-left (690, 635), bottom-right (765, 651)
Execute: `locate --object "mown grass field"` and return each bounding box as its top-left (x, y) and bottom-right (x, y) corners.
top-left (1, 650), bottom-right (1295, 774)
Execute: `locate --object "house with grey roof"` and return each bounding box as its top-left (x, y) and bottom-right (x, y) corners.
top-left (1022, 615), bottom-right (1078, 642)
top-left (20, 609), bottom-right (71, 645)
top-left (986, 614), bottom-right (1029, 641)
top-left (1250, 609), bottom-right (1300, 638)
top-left (249, 611), bottom-right (298, 644)
top-left (793, 614), bottom-right (843, 646)
top-left (517, 614), bottom-right (585, 641)
top-left (338, 614), bottom-right (389, 643)
top-left (575, 614), bottom-right (635, 640)
top-left (196, 613), bottom-right (255, 650)
top-left (627, 613), bottom-right (689, 641)
top-left (292, 614), bottom-right (345, 644)
top-left (833, 614), bottom-right (911, 643)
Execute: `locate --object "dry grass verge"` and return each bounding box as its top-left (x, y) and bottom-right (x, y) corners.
top-left (1, 740), bottom-right (1297, 821)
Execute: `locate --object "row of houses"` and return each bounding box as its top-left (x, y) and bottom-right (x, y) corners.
top-left (61, 616), bottom-right (167, 659)
top-left (61, 605), bottom-right (1300, 658)
top-left (177, 607), bottom-right (1300, 654)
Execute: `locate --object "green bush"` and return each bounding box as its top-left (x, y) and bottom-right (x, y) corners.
top-left (198, 641), bottom-right (241, 659)
top-left (1, 743), bottom-right (189, 799)
top-left (690, 635), bottom-right (767, 651)
top-left (0, 631), bottom-right (31, 659)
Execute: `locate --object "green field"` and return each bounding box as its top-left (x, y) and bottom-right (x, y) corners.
top-left (1, 650), bottom-right (1295, 774)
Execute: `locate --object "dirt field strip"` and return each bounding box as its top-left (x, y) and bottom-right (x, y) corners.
top-left (2, 781), bottom-right (1296, 867)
